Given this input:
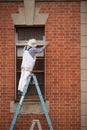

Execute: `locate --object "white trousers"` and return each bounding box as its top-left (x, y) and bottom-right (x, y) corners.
top-left (18, 51), bottom-right (36, 92)
top-left (18, 69), bottom-right (30, 92)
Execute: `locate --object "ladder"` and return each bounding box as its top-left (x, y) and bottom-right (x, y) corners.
top-left (10, 74), bottom-right (54, 130)
top-left (30, 120), bottom-right (42, 130)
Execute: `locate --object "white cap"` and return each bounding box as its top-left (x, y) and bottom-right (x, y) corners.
top-left (27, 39), bottom-right (37, 47)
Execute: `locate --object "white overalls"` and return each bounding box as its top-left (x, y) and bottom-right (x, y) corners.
top-left (18, 50), bottom-right (36, 92)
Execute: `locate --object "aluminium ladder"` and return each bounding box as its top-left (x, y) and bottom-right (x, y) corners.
top-left (30, 120), bottom-right (42, 130)
top-left (10, 74), bottom-right (54, 130)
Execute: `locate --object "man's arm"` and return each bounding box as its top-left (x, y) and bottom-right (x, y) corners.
top-left (30, 41), bottom-right (49, 55)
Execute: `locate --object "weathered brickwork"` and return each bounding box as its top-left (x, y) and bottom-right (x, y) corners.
top-left (0, 1), bottom-right (80, 130)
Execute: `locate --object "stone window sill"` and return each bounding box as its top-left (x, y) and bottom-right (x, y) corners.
top-left (10, 100), bottom-right (49, 114)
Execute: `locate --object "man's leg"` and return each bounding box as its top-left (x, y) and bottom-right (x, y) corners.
top-left (18, 70), bottom-right (30, 93)
top-left (18, 69), bottom-right (24, 92)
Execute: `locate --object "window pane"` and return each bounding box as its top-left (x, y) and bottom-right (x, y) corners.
top-left (17, 47), bottom-right (23, 57)
top-left (16, 27), bottom-right (44, 41)
top-left (34, 58), bottom-right (44, 71)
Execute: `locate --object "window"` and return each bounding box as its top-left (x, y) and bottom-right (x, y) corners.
top-left (15, 26), bottom-right (45, 101)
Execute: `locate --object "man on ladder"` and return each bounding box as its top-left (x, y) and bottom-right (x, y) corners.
top-left (18, 38), bottom-right (49, 96)
top-left (10, 39), bottom-right (54, 130)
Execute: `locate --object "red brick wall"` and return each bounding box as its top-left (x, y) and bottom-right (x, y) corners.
top-left (0, 1), bottom-right (80, 130)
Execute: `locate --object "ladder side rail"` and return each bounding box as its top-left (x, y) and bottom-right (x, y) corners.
top-left (10, 76), bottom-right (31, 130)
top-left (37, 120), bottom-right (42, 130)
top-left (30, 121), bottom-right (36, 130)
top-left (33, 75), bottom-right (54, 130)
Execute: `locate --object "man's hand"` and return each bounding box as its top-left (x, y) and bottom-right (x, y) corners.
top-left (43, 41), bottom-right (49, 49)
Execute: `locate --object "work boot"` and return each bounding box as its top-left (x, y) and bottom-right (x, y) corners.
top-left (18, 90), bottom-right (23, 96)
